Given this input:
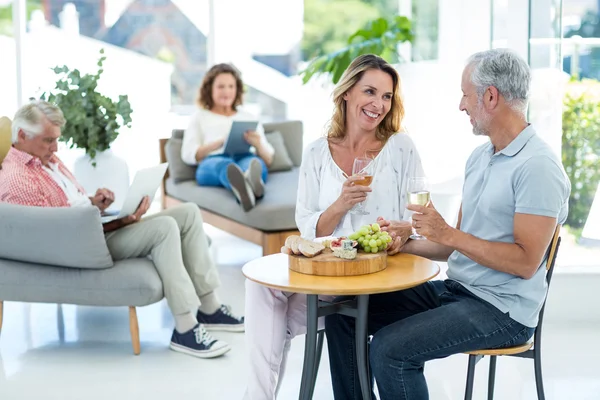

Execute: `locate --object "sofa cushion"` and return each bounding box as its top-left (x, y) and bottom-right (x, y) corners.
top-left (0, 258), bottom-right (163, 306)
top-left (167, 126), bottom-right (299, 181)
top-left (0, 203), bottom-right (114, 269)
top-left (265, 131), bottom-right (294, 172)
top-left (166, 168), bottom-right (299, 231)
top-left (263, 121), bottom-right (303, 167)
top-left (165, 136), bottom-right (196, 183)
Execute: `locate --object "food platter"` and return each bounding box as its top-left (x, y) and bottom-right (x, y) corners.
top-left (282, 234), bottom-right (388, 276)
top-left (288, 248), bottom-right (387, 276)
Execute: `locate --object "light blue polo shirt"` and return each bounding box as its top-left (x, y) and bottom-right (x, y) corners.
top-left (447, 125), bottom-right (571, 327)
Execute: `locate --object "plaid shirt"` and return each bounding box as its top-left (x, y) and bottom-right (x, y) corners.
top-left (0, 147), bottom-right (86, 207)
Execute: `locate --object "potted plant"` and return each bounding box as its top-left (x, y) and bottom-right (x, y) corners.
top-left (40, 48), bottom-right (133, 166)
top-left (300, 16), bottom-right (414, 84)
top-left (40, 48), bottom-right (133, 201)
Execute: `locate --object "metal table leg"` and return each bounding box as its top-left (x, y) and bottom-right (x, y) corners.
top-left (356, 295), bottom-right (371, 400)
top-left (299, 294), bottom-right (319, 400)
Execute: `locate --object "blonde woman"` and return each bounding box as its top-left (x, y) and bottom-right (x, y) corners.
top-left (243, 54), bottom-right (425, 399)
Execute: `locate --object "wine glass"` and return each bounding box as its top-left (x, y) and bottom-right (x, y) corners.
top-left (407, 177), bottom-right (430, 240)
top-left (349, 157), bottom-right (373, 215)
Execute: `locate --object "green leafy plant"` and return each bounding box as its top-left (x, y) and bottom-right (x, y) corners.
top-left (40, 49), bottom-right (133, 166)
top-left (300, 15), bottom-right (414, 84)
top-left (562, 78), bottom-right (600, 230)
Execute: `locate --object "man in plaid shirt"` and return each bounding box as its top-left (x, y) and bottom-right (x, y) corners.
top-left (0, 100), bottom-right (243, 359)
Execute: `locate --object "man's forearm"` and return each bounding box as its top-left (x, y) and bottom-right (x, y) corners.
top-left (402, 239), bottom-right (455, 262)
top-left (443, 229), bottom-right (537, 279)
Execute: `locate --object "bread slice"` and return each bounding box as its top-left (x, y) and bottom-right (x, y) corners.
top-left (291, 237), bottom-right (303, 255)
top-left (281, 246), bottom-right (292, 255)
top-left (285, 235), bottom-right (300, 248)
top-left (298, 240), bottom-right (325, 258)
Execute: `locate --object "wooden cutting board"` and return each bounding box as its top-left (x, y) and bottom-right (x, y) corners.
top-left (288, 249), bottom-right (387, 276)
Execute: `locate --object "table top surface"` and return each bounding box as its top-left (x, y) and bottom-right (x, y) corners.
top-left (242, 253), bottom-right (440, 295)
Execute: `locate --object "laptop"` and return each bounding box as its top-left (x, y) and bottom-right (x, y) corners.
top-left (100, 163), bottom-right (169, 223)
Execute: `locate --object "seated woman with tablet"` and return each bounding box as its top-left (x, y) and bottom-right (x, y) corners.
top-left (181, 63), bottom-right (274, 211)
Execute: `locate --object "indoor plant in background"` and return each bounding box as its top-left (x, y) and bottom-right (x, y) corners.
top-left (300, 15), bottom-right (414, 84)
top-left (40, 48), bottom-right (133, 208)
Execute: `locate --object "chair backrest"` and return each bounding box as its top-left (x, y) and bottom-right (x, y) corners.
top-left (0, 116), bottom-right (11, 166)
top-left (544, 225), bottom-right (562, 285)
top-left (534, 225), bottom-right (562, 341)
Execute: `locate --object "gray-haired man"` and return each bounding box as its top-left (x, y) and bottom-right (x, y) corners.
top-left (0, 100), bottom-right (244, 359)
top-left (325, 49), bottom-right (571, 400)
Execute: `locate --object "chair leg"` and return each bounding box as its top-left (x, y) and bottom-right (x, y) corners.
top-left (129, 306), bottom-right (141, 356)
top-left (487, 356), bottom-right (497, 400)
top-left (0, 301), bottom-right (4, 334)
top-left (464, 355), bottom-right (478, 400)
top-left (308, 330), bottom-right (325, 399)
top-left (534, 348), bottom-right (546, 400)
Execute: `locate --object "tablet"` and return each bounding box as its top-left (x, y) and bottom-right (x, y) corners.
top-left (223, 120), bottom-right (259, 156)
top-left (101, 163), bottom-right (169, 223)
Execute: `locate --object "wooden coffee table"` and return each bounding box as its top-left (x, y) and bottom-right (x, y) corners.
top-left (243, 253), bottom-right (440, 400)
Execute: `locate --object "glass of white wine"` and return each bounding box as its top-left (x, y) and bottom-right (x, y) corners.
top-left (407, 177), bottom-right (430, 240)
top-left (350, 157), bottom-right (373, 215)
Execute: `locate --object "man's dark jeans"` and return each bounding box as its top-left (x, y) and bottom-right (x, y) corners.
top-left (325, 280), bottom-right (535, 400)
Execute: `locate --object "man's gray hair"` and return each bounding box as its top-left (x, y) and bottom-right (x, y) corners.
top-left (11, 100), bottom-right (66, 143)
top-left (467, 49), bottom-right (531, 115)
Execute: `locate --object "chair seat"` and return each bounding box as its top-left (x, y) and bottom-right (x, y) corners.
top-left (465, 340), bottom-right (533, 356)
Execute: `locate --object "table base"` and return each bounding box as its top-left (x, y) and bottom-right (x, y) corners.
top-left (299, 294), bottom-right (372, 400)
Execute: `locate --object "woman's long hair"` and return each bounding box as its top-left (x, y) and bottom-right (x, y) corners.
top-left (327, 54), bottom-right (404, 143)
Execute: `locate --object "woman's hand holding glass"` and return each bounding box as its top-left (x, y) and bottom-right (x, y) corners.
top-left (349, 157), bottom-right (374, 215)
top-left (335, 175), bottom-right (372, 214)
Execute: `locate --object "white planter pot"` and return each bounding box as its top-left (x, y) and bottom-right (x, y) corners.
top-left (73, 149), bottom-right (130, 212)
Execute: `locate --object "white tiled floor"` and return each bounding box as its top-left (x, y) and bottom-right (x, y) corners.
top-left (1, 225), bottom-right (598, 400)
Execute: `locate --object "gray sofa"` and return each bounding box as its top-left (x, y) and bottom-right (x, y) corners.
top-left (0, 203), bottom-right (163, 355)
top-left (160, 120), bottom-right (303, 255)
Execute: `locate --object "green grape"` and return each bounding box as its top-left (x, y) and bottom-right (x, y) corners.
top-left (359, 228), bottom-right (369, 236)
top-left (376, 239), bottom-right (382, 247)
top-left (372, 232), bottom-right (379, 240)
top-left (365, 234), bottom-right (372, 241)
top-left (348, 232), bottom-right (358, 240)
top-left (364, 246), bottom-right (371, 253)
top-left (369, 239), bottom-right (377, 248)
top-left (379, 245), bottom-right (386, 252)
top-left (371, 223), bottom-right (380, 232)
top-left (371, 247), bottom-right (378, 253)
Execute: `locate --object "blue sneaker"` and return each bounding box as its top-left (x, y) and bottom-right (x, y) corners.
top-left (197, 305), bottom-right (245, 332)
top-left (169, 324), bottom-right (231, 359)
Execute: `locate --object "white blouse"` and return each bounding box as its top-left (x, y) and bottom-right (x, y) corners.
top-left (296, 133), bottom-right (425, 240)
top-left (181, 108), bottom-right (274, 165)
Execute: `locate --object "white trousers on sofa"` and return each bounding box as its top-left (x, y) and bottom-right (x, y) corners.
top-left (243, 279), bottom-right (333, 400)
